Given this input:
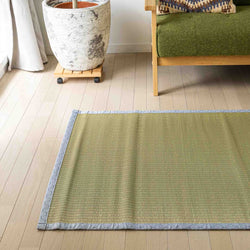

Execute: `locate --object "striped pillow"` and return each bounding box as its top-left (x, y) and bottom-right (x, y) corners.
top-left (157, 0), bottom-right (236, 14)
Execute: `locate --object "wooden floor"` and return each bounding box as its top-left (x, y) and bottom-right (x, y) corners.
top-left (0, 54), bottom-right (249, 250)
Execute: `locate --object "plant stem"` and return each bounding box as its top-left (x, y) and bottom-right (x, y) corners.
top-left (72, 0), bottom-right (77, 8)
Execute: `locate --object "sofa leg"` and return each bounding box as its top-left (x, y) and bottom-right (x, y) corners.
top-left (153, 63), bottom-right (158, 96)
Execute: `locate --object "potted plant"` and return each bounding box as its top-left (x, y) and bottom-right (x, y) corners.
top-left (42, 0), bottom-right (110, 71)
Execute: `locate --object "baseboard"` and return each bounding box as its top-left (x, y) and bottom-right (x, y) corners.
top-left (0, 56), bottom-right (8, 79)
top-left (107, 43), bottom-right (151, 53)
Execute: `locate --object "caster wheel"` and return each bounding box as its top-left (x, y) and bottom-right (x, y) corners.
top-left (94, 77), bottom-right (101, 83)
top-left (57, 77), bottom-right (63, 84)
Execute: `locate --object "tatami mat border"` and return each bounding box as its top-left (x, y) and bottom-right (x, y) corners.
top-left (43, 222), bottom-right (250, 230)
top-left (79, 110), bottom-right (250, 114)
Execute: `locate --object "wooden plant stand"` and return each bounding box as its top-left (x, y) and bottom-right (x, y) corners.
top-left (54, 63), bottom-right (103, 84)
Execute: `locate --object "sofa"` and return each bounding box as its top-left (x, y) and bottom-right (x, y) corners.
top-left (145, 0), bottom-right (250, 96)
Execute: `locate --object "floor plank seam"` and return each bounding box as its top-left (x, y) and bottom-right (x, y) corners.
top-left (0, 74), bottom-right (46, 161)
top-left (0, 83), bottom-right (63, 246)
top-left (0, 76), bottom-right (56, 198)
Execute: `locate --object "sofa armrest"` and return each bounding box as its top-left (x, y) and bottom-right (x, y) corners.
top-left (145, 0), bottom-right (156, 11)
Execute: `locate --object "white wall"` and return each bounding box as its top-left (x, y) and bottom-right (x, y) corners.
top-left (34, 0), bottom-right (152, 55)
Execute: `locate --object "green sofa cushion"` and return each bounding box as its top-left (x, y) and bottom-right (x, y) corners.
top-left (234, 0), bottom-right (250, 5)
top-left (157, 6), bottom-right (250, 57)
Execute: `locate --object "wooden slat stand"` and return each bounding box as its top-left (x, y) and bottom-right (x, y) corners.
top-left (54, 63), bottom-right (104, 84)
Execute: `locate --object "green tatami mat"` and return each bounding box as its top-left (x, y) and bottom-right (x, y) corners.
top-left (38, 110), bottom-right (250, 230)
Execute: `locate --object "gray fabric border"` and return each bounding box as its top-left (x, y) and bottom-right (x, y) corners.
top-left (38, 109), bottom-right (250, 230)
top-left (43, 222), bottom-right (250, 230)
top-left (38, 110), bottom-right (79, 230)
top-left (79, 109), bottom-right (250, 114)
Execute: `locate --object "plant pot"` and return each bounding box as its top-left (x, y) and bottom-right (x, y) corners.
top-left (42, 0), bottom-right (110, 71)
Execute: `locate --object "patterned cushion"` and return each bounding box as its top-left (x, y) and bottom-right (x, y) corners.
top-left (157, 0), bottom-right (236, 14)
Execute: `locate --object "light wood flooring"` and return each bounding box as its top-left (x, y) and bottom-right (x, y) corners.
top-left (0, 53), bottom-right (249, 250)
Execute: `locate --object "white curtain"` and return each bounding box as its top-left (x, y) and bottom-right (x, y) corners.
top-left (0, 0), bottom-right (47, 71)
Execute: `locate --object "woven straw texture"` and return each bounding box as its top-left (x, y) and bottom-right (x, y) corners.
top-left (41, 112), bottom-right (250, 229)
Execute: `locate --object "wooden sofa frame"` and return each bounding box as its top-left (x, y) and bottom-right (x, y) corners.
top-left (145, 0), bottom-right (250, 96)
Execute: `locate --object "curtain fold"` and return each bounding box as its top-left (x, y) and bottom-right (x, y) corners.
top-left (1, 0), bottom-right (47, 71)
